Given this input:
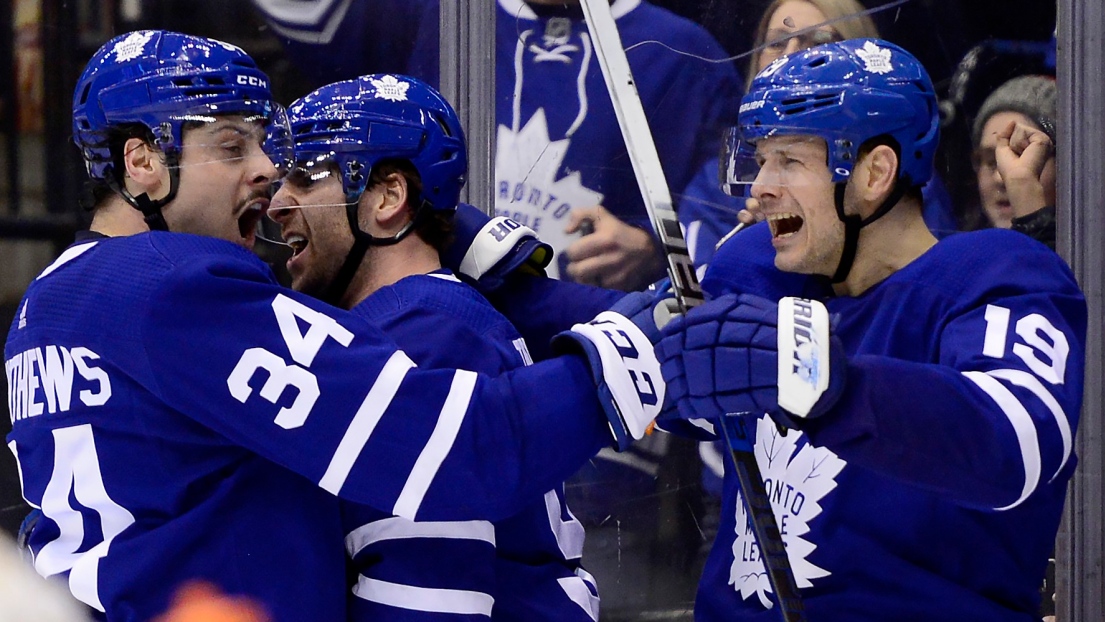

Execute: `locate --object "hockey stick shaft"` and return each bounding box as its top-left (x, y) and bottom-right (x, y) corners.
top-left (719, 416), bottom-right (807, 621)
top-left (577, 0), bottom-right (703, 313)
top-left (578, 3), bottom-right (805, 620)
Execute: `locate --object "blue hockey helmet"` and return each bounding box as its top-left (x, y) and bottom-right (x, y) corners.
top-left (286, 74), bottom-right (467, 212)
top-left (731, 39), bottom-right (940, 283)
top-left (736, 38), bottom-right (939, 187)
top-left (73, 30), bottom-right (281, 182)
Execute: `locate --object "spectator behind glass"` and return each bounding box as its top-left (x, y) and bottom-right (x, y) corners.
top-left (746, 0), bottom-right (878, 88)
top-left (481, 0), bottom-right (742, 291)
top-left (972, 75), bottom-right (1057, 245)
top-left (736, 0), bottom-right (958, 237)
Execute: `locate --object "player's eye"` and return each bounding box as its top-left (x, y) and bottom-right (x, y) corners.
top-left (220, 140), bottom-right (245, 157)
top-left (285, 164), bottom-right (333, 188)
top-left (285, 167), bottom-right (313, 188)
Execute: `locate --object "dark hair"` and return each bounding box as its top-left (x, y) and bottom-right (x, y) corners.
top-left (367, 159), bottom-right (454, 253)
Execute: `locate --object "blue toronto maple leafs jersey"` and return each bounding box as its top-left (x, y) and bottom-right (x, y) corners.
top-left (489, 0), bottom-right (742, 280)
top-left (408, 0), bottom-right (743, 280)
top-left (3, 232), bottom-right (613, 621)
top-left (343, 271), bottom-right (599, 621)
top-left (694, 227), bottom-right (1086, 621)
top-left (251, 0), bottom-right (746, 279)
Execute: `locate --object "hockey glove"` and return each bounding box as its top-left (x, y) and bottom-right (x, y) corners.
top-left (552, 290), bottom-right (680, 451)
top-left (440, 203), bottom-right (553, 292)
top-left (657, 294), bottom-right (847, 431)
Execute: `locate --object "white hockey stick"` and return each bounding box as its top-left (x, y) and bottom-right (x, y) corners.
top-left (578, 3), bottom-right (806, 620)
top-left (576, 0), bottom-right (703, 312)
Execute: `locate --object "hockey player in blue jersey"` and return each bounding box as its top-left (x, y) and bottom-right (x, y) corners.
top-left (438, 38), bottom-right (1086, 622)
top-left (3, 31), bottom-right (680, 622)
top-left (654, 39), bottom-right (1088, 620)
top-left (268, 74), bottom-right (600, 621)
top-left (251, 0), bottom-right (745, 289)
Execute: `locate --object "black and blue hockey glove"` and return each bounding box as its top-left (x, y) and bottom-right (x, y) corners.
top-left (440, 203), bottom-right (553, 292)
top-left (551, 290), bottom-right (680, 451)
top-left (657, 293), bottom-right (847, 431)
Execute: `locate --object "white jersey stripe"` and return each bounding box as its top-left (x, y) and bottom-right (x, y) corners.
top-left (261, 0), bottom-right (354, 44)
top-left (986, 368), bottom-right (1073, 481)
top-left (37, 242), bottom-right (98, 281)
top-left (7, 440), bottom-right (37, 509)
top-left (393, 370), bottom-right (477, 520)
top-left (428, 272), bottom-right (462, 284)
top-left (253, 0), bottom-right (341, 23)
top-left (963, 371), bottom-right (1042, 510)
top-left (319, 351), bottom-right (415, 494)
top-left (353, 576), bottom-right (494, 617)
top-left (557, 569), bottom-right (601, 621)
top-left (345, 517), bottom-right (495, 558)
top-left (544, 489), bottom-right (585, 560)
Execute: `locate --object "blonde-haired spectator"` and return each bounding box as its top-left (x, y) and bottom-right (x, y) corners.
top-left (747, 0), bottom-right (879, 86)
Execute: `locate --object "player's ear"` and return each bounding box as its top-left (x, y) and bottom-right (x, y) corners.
top-left (855, 144), bottom-right (899, 216)
top-left (368, 172), bottom-right (410, 231)
top-left (381, 172), bottom-right (408, 214)
top-left (121, 138), bottom-right (165, 195)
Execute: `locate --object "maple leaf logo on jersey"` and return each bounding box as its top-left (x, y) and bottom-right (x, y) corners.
top-left (856, 41), bottom-right (893, 75)
top-left (729, 415), bottom-right (846, 609)
top-left (112, 31), bottom-right (155, 63)
top-left (370, 75), bottom-right (410, 102)
top-left (494, 109), bottom-right (603, 278)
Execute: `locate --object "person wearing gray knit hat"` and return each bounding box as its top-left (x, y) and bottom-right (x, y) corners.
top-left (971, 75), bottom-right (1057, 233)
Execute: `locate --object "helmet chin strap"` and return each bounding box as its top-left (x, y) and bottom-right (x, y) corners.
top-left (830, 176), bottom-right (909, 284)
top-left (114, 153), bottom-right (182, 232)
top-left (319, 194), bottom-right (431, 307)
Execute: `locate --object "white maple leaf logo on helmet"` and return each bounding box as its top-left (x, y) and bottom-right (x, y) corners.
top-left (758, 55), bottom-right (788, 79)
top-left (370, 75), bottom-right (411, 102)
top-left (855, 41), bottom-right (893, 75)
top-left (112, 31), bottom-right (156, 63)
top-left (214, 40), bottom-right (245, 55)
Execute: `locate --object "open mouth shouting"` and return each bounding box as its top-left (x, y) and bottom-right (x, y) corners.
top-left (278, 222), bottom-right (311, 278)
top-left (768, 212), bottom-right (804, 240)
top-left (237, 197), bottom-right (269, 248)
top-left (284, 232), bottom-right (308, 258)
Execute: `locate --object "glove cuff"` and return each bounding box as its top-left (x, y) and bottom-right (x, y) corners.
top-left (552, 310), bottom-right (665, 450)
top-left (776, 297), bottom-right (847, 421)
top-left (457, 217), bottom-right (550, 281)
